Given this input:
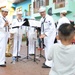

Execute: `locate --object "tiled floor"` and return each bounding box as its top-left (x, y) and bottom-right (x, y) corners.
top-left (0, 42), bottom-right (50, 75)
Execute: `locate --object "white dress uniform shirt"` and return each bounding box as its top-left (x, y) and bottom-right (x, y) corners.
top-left (57, 17), bottom-right (70, 29)
top-left (0, 14), bottom-right (9, 32)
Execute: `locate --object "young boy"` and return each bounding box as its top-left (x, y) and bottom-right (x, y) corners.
top-left (47, 23), bottom-right (75, 75)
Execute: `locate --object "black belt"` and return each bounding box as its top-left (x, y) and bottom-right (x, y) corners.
top-left (12, 26), bottom-right (20, 29)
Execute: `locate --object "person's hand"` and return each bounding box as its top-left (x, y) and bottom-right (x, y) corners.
top-left (39, 34), bottom-right (46, 39)
top-left (4, 21), bottom-right (9, 26)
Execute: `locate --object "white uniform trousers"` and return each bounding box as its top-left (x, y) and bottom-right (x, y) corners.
top-left (28, 35), bottom-right (35, 54)
top-left (13, 33), bottom-right (22, 56)
top-left (5, 32), bottom-right (9, 49)
top-left (28, 27), bottom-right (37, 54)
top-left (0, 31), bottom-right (6, 65)
top-left (44, 32), bottom-right (56, 67)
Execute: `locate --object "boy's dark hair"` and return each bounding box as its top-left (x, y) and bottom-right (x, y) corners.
top-left (58, 23), bottom-right (75, 40)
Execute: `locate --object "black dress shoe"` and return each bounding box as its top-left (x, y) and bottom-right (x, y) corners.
top-left (42, 64), bottom-right (51, 68)
top-left (17, 56), bottom-right (21, 58)
top-left (29, 54), bottom-right (35, 56)
top-left (14, 56), bottom-right (21, 58)
top-left (0, 65), bottom-right (6, 67)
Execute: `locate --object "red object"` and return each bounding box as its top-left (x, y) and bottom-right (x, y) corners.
top-left (37, 48), bottom-right (43, 50)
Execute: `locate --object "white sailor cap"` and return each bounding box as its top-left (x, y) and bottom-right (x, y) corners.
top-left (39, 6), bottom-right (46, 12)
top-left (60, 10), bottom-right (67, 14)
top-left (1, 8), bottom-right (9, 12)
top-left (17, 11), bottom-right (22, 14)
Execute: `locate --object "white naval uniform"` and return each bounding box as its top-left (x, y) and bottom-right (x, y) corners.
top-left (40, 14), bottom-right (56, 67)
top-left (28, 26), bottom-right (37, 54)
top-left (57, 17), bottom-right (70, 29)
top-left (0, 15), bottom-right (9, 65)
top-left (12, 19), bottom-right (23, 56)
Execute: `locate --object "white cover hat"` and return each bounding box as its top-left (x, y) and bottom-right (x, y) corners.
top-left (60, 10), bottom-right (67, 14)
top-left (17, 11), bottom-right (22, 14)
top-left (1, 8), bottom-right (8, 12)
top-left (39, 6), bottom-right (46, 12)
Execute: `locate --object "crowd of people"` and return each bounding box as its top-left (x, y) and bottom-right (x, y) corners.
top-left (0, 6), bottom-right (75, 75)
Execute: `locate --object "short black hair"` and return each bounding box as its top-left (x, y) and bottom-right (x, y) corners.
top-left (58, 23), bottom-right (75, 40)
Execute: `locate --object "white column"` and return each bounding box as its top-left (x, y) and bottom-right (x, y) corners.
top-left (31, 0), bottom-right (34, 17)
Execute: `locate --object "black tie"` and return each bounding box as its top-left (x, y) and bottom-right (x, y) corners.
top-left (41, 18), bottom-right (46, 48)
top-left (17, 19), bottom-right (22, 29)
top-left (41, 18), bottom-right (46, 33)
top-left (3, 18), bottom-right (7, 32)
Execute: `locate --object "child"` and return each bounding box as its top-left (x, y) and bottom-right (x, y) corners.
top-left (47, 23), bottom-right (75, 75)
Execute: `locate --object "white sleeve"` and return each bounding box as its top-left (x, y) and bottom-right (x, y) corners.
top-left (0, 18), bottom-right (5, 28)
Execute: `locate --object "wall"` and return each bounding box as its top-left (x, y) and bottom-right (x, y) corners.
top-left (16, 0), bottom-right (31, 19)
top-left (67, 0), bottom-right (75, 21)
top-left (32, 0), bottom-right (75, 23)
top-left (10, 0), bottom-right (75, 23)
top-left (53, 0), bottom-right (75, 22)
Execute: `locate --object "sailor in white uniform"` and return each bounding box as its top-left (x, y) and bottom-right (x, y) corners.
top-left (12, 11), bottom-right (23, 58)
top-left (0, 8), bottom-right (9, 67)
top-left (39, 6), bottom-right (56, 68)
top-left (27, 17), bottom-right (37, 55)
top-left (57, 10), bottom-right (70, 29)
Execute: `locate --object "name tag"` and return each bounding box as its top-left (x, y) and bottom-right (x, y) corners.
top-left (44, 21), bottom-right (52, 25)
